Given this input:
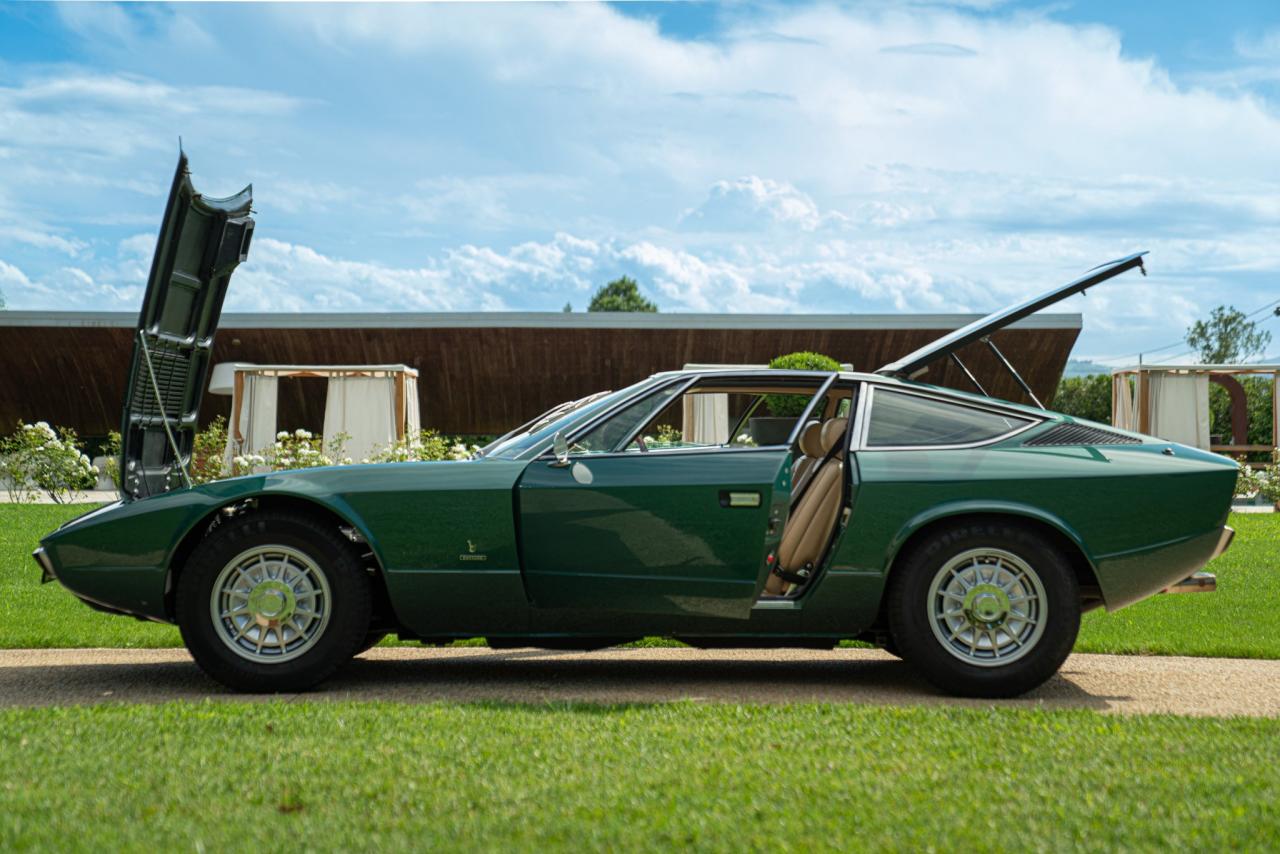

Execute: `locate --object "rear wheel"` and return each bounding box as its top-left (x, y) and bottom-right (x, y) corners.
top-left (176, 511), bottom-right (371, 692)
top-left (887, 522), bottom-right (1079, 698)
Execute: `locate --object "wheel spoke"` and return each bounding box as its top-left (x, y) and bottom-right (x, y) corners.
top-left (927, 546), bottom-right (1048, 666)
top-left (211, 545), bottom-right (333, 664)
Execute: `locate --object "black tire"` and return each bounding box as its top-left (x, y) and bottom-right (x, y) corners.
top-left (175, 511), bottom-right (372, 693)
top-left (887, 521), bottom-right (1079, 698)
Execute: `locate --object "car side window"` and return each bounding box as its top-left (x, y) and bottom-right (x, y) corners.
top-left (866, 390), bottom-right (1032, 447)
top-left (572, 385), bottom-right (683, 454)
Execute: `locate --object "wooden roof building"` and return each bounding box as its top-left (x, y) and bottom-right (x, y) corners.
top-left (0, 311), bottom-right (1082, 438)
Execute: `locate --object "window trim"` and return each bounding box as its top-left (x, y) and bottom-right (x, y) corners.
top-left (854, 383), bottom-right (1043, 451)
top-left (529, 371), bottom-right (839, 460)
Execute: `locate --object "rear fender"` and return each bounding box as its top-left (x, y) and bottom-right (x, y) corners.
top-left (884, 499), bottom-right (1099, 584)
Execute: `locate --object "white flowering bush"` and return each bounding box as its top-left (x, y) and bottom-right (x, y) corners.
top-left (367, 429), bottom-right (477, 463)
top-left (1234, 456), bottom-right (1266, 499)
top-left (0, 421), bottom-right (99, 503)
top-left (232, 429), bottom-right (350, 475)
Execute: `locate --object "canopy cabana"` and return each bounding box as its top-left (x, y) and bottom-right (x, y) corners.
top-left (1111, 364), bottom-right (1279, 457)
top-left (209, 363), bottom-right (421, 464)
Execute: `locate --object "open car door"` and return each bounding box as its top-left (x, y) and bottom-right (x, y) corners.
top-left (515, 374), bottom-right (834, 619)
top-left (120, 154), bottom-right (254, 500)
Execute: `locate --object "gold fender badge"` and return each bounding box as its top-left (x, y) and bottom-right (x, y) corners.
top-left (459, 539), bottom-right (488, 562)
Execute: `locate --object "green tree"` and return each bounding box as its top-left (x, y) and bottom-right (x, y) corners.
top-left (588, 276), bottom-right (657, 312)
top-left (0, 288), bottom-right (6, 309)
top-left (1185, 305), bottom-right (1272, 363)
top-left (1051, 374), bottom-right (1111, 424)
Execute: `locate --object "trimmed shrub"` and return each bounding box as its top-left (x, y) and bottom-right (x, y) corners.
top-left (765, 351), bottom-right (841, 417)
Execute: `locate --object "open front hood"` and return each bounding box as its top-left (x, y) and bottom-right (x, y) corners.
top-left (120, 154), bottom-right (254, 500)
top-left (876, 252), bottom-right (1147, 381)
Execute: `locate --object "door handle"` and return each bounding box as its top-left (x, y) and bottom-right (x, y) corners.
top-left (719, 490), bottom-right (761, 508)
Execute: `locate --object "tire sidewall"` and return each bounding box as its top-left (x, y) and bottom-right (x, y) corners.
top-left (888, 522), bottom-right (1080, 698)
top-left (176, 512), bottom-right (371, 692)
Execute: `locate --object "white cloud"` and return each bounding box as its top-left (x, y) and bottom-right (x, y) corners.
top-left (4, 2), bottom-right (1280, 359)
top-left (680, 177), bottom-right (841, 232)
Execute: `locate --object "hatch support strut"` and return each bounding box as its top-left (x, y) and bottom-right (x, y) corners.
top-left (982, 336), bottom-right (1045, 409)
top-left (136, 329), bottom-right (193, 490)
top-left (949, 353), bottom-right (988, 396)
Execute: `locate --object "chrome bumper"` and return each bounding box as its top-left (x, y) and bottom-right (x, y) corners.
top-left (1209, 525), bottom-right (1235, 562)
top-left (1163, 571), bottom-right (1216, 594)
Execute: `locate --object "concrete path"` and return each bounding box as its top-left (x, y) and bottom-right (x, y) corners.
top-left (2, 647), bottom-right (1278, 717)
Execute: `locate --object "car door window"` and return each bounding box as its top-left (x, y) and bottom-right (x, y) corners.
top-left (866, 389), bottom-right (1032, 447)
top-left (572, 384), bottom-right (683, 454)
top-left (572, 380), bottom-right (834, 455)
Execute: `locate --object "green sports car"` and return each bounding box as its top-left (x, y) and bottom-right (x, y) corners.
top-left (34, 158), bottom-right (1236, 697)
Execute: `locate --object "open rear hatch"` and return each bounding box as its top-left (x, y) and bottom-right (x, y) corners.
top-left (120, 154), bottom-right (254, 500)
top-left (876, 253), bottom-right (1147, 400)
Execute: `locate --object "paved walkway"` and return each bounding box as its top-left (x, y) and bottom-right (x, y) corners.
top-left (2, 647), bottom-right (1278, 717)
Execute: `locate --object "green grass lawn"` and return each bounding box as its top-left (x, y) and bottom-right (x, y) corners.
top-left (1075, 512), bottom-right (1280, 658)
top-left (4, 503), bottom-right (1277, 657)
top-left (1, 700), bottom-right (1276, 850)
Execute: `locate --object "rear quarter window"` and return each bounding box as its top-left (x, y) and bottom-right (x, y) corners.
top-left (866, 389), bottom-right (1033, 448)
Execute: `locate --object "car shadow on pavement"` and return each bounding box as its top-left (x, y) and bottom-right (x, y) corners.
top-left (0, 649), bottom-right (1123, 712)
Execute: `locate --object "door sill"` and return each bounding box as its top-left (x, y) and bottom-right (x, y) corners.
top-left (752, 598), bottom-right (801, 610)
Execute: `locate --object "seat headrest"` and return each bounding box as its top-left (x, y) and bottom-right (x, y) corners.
top-left (820, 417), bottom-right (848, 455)
top-left (798, 420), bottom-right (823, 457)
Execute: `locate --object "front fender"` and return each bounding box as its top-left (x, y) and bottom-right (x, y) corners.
top-left (39, 472), bottom-right (387, 622)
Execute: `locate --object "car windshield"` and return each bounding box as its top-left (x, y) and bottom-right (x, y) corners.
top-left (478, 376), bottom-right (666, 460)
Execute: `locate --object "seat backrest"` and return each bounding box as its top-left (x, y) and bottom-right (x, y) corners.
top-left (790, 419), bottom-right (822, 496)
top-left (768, 417), bottom-right (848, 591)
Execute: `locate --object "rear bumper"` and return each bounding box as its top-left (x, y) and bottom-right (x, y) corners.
top-left (1161, 526), bottom-right (1231, 595)
top-left (32, 546), bottom-right (55, 584)
top-left (1162, 571), bottom-right (1216, 594)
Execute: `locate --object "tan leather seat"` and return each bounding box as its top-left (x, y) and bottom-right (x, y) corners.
top-left (765, 417), bottom-right (847, 595)
top-left (790, 420), bottom-right (822, 498)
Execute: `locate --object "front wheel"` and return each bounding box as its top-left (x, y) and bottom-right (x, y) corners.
top-left (887, 522), bottom-right (1080, 698)
top-left (176, 511), bottom-right (372, 692)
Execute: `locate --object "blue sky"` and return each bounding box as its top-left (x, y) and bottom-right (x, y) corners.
top-left (2, 1), bottom-right (1279, 365)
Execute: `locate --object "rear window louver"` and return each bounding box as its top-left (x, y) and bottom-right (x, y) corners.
top-left (1023, 423), bottom-right (1142, 446)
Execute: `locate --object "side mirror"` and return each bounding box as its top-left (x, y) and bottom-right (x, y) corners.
top-left (550, 431), bottom-right (571, 467)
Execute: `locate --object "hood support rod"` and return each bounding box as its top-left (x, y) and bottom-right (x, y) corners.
top-left (949, 353), bottom-right (988, 397)
top-left (982, 336), bottom-right (1044, 409)
top-left (137, 329), bottom-right (193, 490)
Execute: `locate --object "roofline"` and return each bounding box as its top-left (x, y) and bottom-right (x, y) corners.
top-left (0, 310), bottom-right (1083, 331)
top-left (1112, 363), bottom-right (1280, 373)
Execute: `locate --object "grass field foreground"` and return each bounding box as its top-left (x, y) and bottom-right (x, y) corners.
top-left (3, 504), bottom-right (1278, 657)
top-left (1, 700), bottom-right (1277, 850)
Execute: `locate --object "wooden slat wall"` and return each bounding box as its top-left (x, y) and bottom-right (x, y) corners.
top-left (0, 324), bottom-right (1079, 437)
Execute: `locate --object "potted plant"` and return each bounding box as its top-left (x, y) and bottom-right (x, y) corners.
top-left (748, 351), bottom-right (841, 445)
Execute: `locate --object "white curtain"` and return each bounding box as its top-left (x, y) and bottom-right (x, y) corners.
top-left (1112, 375), bottom-right (1137, 431)
top-left (405, 376), bottom-right (421, 434)
top-left (225, 373), bottom-right (278, 467)
top-left (324, 376), bottom-right (398, 463)
top-left (1148, 372), bottom-right (1211, 449)
top-left (682, 393), bottom-right (730, 445)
